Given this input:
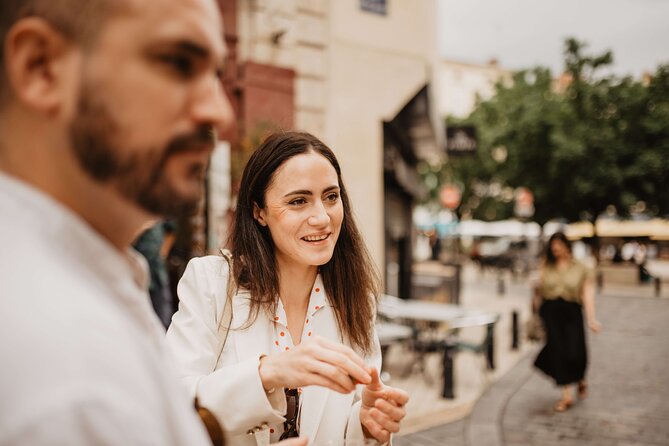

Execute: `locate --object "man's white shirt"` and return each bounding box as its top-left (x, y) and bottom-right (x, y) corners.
top-left (0, 171), bottom-right (211, 445)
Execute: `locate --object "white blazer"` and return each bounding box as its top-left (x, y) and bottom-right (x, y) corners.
top-left (166, 256), bottom-right (382, 446)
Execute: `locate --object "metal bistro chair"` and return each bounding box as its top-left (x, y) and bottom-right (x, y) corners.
top-left (407, 322), bottom-right (456, 387)
top-left (452, 313), bottom-right (499, 367)
top-left (378, 295), bottom-right (454, 385)
top-left (375, 320), bottom-right (413, 382)
top-left (449, 312), bottom-right (500, 392)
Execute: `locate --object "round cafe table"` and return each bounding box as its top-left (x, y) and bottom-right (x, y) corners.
top-left (376, 321), bottom-right (413, 346)
top-left (378, 294), bottom-right (498, 329)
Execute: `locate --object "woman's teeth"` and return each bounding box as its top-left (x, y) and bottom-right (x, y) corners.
top-left (303, 234), bottom-right (328, 241)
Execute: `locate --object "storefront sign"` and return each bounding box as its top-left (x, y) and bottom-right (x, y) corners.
top-left (446, 126), bottom-right (477, 155)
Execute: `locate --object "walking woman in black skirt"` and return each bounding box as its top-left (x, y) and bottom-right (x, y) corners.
top-left (534, 232), bottom-right (602, 412)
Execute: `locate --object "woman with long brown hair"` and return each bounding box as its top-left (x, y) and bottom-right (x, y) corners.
top-left (167, 131), bottom-right (408, 445)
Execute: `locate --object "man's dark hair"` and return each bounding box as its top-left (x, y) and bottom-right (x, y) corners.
top-left (0, 0), bottom-right (117, 104)
top-left (230, 131), bottom-right (381, 354)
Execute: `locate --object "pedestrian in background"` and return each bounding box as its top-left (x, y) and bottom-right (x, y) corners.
top-left (167, 131), bottom-right (409, 445)
top-left (133, 220), bottom-right (178, 328)
top-left (534, 232), bottom-right (602, 412)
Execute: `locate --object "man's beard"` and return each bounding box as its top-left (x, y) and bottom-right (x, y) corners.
top-left (68, 85), bottom-right (215, 217)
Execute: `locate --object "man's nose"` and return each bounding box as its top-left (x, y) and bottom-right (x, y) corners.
top-left (192, 77), bottom-right (235, 137)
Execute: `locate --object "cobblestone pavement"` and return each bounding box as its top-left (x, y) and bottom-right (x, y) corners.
top-left (395, 419), bottom-right (466, 446)
top-left (398, 292), bottom-right (669, 445)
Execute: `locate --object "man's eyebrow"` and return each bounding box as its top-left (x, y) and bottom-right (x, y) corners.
top-left (170, 40), bottom-right (226, 67)
top-left (173, 40), bottom-right (209, 58)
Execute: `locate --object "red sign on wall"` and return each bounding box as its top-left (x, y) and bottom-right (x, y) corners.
top-left (514, 187), bottom-right (534, 217)
top-left (440, 184), bottom-right (462, 210)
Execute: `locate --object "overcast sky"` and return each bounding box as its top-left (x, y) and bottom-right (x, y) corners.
top-left (437, 0), bottom-right (669, 77)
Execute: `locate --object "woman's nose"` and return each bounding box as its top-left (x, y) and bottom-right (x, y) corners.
top-left (308, 203), bottom-right (330, 226)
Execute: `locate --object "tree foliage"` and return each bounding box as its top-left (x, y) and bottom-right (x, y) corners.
top-left (440, 38), bottom-right (669, 224)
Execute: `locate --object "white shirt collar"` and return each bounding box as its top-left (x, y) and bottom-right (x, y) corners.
top-left (271, 274), bottom-right (328, 325)
top-left (0, 171), bottom-right (150, 291)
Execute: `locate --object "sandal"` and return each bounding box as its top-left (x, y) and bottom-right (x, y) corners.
top-left (554, 398), bottom-right (573, 412)
top-left (578, 381), bottom-right (588, 399)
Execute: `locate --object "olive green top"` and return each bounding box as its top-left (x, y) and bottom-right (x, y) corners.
top-left (540, 260), bottom-right (593, 304)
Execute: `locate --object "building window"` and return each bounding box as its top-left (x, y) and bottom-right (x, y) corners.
top-left (360, 0), bottom-right (387, 16)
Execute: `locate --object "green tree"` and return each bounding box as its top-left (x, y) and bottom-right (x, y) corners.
top-left (440, 38), bottom-right (669, 224)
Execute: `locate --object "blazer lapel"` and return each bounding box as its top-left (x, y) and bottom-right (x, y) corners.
top-left (299, 305), bottom-right (340, 441)
top-left (231, 292), bottom-right (272, 362)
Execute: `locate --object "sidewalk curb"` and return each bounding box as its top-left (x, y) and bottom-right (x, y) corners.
top-left (465, 345), bottom-right (540, 446)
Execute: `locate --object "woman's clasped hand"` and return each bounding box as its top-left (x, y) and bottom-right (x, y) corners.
top-left (258, 336), bottom-right (372, 394)
top-left (259, 337), bottom-right (409, 443)
top-left (360, 368), bottom-right (409, 443)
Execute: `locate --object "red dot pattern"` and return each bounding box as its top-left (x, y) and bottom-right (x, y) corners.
top-left (273, 279), bottom-right (326, 359)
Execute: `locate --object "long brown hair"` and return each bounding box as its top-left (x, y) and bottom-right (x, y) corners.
top-left (229, 131), bottom-right (380, 353)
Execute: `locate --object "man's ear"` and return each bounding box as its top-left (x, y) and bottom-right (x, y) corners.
top-left (253, 203), bottom-right (267, 227)
top-left (4, 17), bottom-right (78, 115)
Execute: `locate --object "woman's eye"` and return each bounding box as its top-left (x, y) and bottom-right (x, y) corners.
top-left (325, 193), bottom-right (339, 202)
top-left (289, 198), bottom-right (307, 206)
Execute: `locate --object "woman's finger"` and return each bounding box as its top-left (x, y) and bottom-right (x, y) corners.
top-left (382, 386), bottom-right (410, 406)
top-left (310, 341), bottom-right (371, 383)
top-left (370, 408), bottom-right (401, 433)
top-left (374, 398), bottom-right (406, 421)
top-left (313, 337), bottom-right (371, 372)
top-left (305, 341), bottom-right (371, 385)
top-left (366, 367), bottom-right (383, 391)
top-left (304, 373), bottom-right (351, 394)
top-left (363, 418), bottom-right (391, 444)
top-left (304, 358), bottom-right (356, 393)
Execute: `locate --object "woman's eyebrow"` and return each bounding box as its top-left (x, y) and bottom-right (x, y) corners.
top-left (283, 185), bottom-right (339, 198)
top-left (283, 190), bottom-right (312, 198)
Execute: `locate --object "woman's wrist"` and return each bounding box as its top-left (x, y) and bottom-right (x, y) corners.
top-left (258, 355), bottom-right (277, 392)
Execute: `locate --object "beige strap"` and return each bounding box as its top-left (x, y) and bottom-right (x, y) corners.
top-left (213, 248), bottom-right (235, 370)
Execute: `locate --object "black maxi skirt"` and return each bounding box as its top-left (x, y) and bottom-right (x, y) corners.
top-left (534, 298), bottom-right (587, 386)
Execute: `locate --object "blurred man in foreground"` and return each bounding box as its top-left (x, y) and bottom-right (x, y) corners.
top-left (0, 1), bottom-right (304, 444)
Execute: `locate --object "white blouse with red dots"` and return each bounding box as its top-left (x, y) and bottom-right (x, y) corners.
top-left (268, 274), bottom-right (328, 441)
